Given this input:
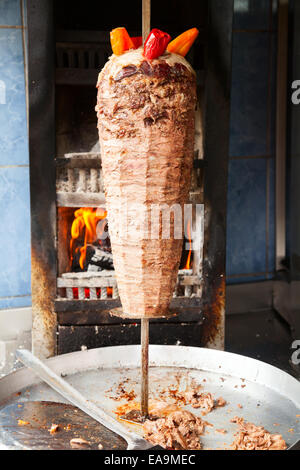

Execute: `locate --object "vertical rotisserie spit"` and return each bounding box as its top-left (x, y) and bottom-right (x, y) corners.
top-left (96, 22), bottom-right (198, 419)
top-left (96, 44), bottom-right (197, 318)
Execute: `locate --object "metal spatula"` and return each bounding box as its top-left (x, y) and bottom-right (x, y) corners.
top-left (16, 349), bottom-right (161, 450)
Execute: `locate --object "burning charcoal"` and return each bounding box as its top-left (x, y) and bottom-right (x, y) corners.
top-left (87, 264), bottom-right (100, 272)
top-left (70, 207), bottom-right (110, 272)
top-left (87, 247), bottom-right (114, 271)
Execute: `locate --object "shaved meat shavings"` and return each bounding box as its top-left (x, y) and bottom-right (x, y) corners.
top-left (230, 417), bottom-right (287, 450)
top-left (182, 382), bottom-right (213, 413)
top-left (216, 397), bottom-right (227, 407)
top-left (184, 384), bottom-right (226, 414)
top-left (194, 393), bottom-right (214, 414)
top-left (143, 410), bottom-right (205, 450)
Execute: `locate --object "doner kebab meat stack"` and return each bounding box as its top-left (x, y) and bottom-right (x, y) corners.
top-left (96, 27), bottom-right (198, 318)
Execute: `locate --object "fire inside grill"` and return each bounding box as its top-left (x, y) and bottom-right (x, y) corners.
top-left (69, 207), bottom-right (111, 272)
top-left (68, 207), bottom-right (113, 299)
top-left (63, 206), bottom-right (193, 298)
top-left (57, 202), bottom-right (196, 302)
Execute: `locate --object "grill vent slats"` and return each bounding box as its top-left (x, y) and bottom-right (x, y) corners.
top-left (56, 42), bottom-right (110, 70)
top-left (57, 271), bottom-right (201, 301)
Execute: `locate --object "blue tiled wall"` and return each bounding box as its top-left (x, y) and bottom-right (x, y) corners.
top-left (226, 0), bottom-right (277, 283)
top-left (0, 0), bottom-right (31, 308)
top-left (0, 0), bottom-right (278, 311)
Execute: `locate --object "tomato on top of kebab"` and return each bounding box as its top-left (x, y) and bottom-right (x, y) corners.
top-left (143, 28), bottom-right (171, 59)
top-left (109, 26), bottom-right (199, 58)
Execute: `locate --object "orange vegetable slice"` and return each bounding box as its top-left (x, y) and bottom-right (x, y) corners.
top-left (110, 27), bottom-right (135, 55)
top-left (167, 27), bottom-right (199, 56)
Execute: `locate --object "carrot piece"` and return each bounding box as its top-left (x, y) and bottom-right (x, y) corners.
top-left (167, 27), bottom-right (199, 56)
top-left (110, 27), bottom-right (135, 55)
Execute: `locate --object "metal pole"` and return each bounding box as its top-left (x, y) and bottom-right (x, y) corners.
top-left (142, 0), bottom-right (151, 43)
top-left (140, 0), bottom-right (151, 420)
top-left (140, 318), bottom-right (149, 417)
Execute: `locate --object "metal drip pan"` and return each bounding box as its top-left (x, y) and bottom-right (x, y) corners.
top-left (0, 345), bottom-right (299, 450)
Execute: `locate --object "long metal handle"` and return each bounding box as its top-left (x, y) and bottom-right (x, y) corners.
top-left (288, 439), bottom-right (300, 450)
top-left (16, 349), bottom-right (149, 450)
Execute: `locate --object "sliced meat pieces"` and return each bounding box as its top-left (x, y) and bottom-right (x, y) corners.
top-left (230, 417), bottom-right (287, 450)
top-left (143, 410), bottom-right (205, 450)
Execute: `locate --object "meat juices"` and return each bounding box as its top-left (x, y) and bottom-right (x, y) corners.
top-left (96, 48), bottom-right (197, 318)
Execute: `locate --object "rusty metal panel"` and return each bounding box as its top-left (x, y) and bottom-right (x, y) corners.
top-left (200, 0), bottom-right (233, 349)
top-left (28, 0), bottom-right (57, 358)
top-left (55, 297), bottom-right (203, 325)
top-left (57, 323), bottom-right (204, 355)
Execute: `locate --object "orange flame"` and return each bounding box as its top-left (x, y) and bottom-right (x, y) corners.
top-left (70, 207), bottom-right (107, 270)
top-left (184, 220), bottom-right (192, 270)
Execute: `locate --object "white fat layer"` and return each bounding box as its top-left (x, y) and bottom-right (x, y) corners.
top-left (103, 47), bottom-right (195, 79)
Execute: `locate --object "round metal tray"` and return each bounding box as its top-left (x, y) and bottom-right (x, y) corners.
top-left (0, 345), bottom-right (299, 450)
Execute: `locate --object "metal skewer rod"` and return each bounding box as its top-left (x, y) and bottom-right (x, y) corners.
top-left (142, 0), bottom-right (151, 43)
top-left (140, 318), bottom-right (149, 417)
top-left (140, 0), bottom-right (151, 420)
